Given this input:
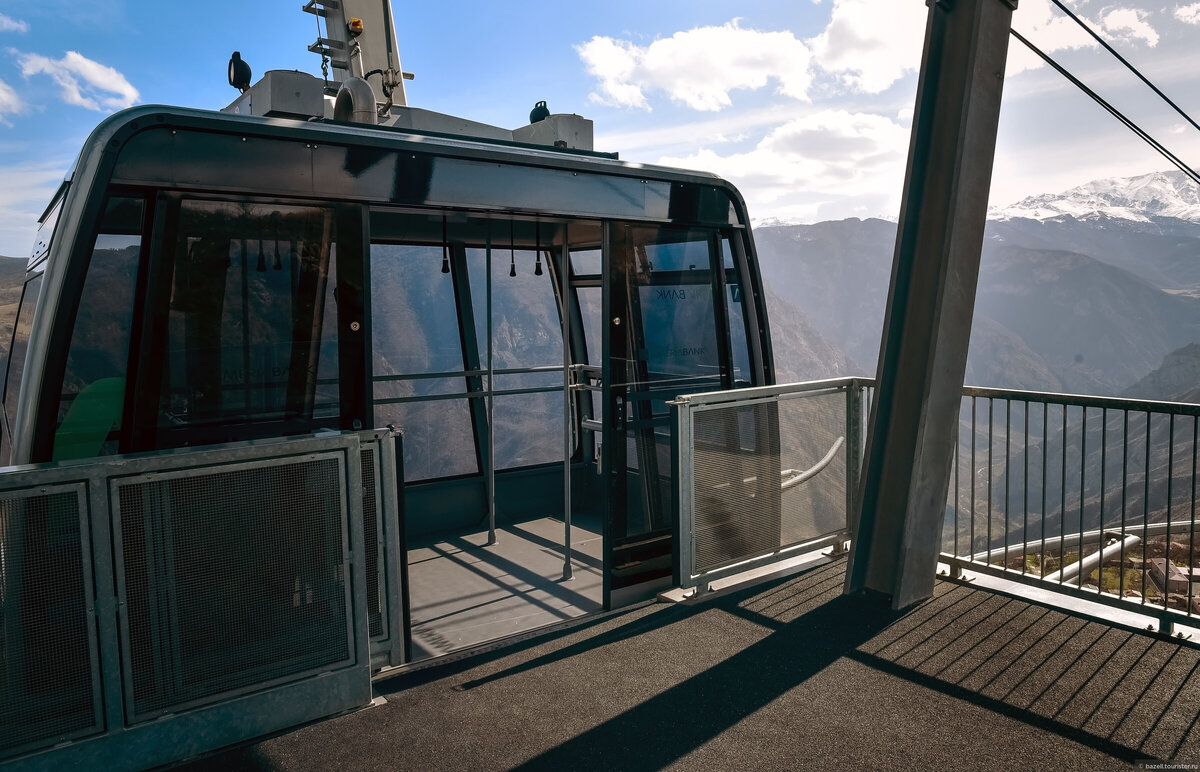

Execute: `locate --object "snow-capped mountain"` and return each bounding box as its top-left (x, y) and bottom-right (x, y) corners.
top-left (751, 216), bottom-right (809, 229)
top-left (991, 170), bottom-right (1200, 223)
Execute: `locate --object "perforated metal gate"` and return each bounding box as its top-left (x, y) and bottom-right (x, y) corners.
top-left (0, 430), bottom-right (401, 771)
top-left (674, 380), bottom-right (864, 589)
top-left (0, 485), bottom-right (102, 761)
top-left (362, 445), bottom-right (383, 639)
top-left (359, 431), bottom-right (405, 669)
top-left (113, 456), bottom-right (353, 721)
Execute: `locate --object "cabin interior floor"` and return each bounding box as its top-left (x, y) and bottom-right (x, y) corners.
top-left (406, 513), bottom-right (604, 660)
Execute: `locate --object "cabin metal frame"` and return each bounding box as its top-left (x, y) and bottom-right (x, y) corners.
top-left (1, 105), bottom-right (775, 646)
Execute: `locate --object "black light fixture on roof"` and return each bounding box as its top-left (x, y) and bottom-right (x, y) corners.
top-left (534, 221), bottom-right (544, 276)
top-left (509, 220), bottom-right (517, 277)
top-left (228, 51), bottom-right (252, 93)
top-left (441, 215), bottom-right (451, 274)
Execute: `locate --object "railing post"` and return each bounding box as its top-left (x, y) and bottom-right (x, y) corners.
top-left (845, 379), bottom-right (864, 545)
top-left (671, 396), bottom-right (696, 588)
top-left (1160, 612), bottom-right (1176, 639)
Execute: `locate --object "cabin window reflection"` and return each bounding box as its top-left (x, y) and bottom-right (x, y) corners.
top-left (31, 188), bottom-right (65, 265)
top-left (722, 236), bottom-right (752, 386)
top-left (158, 200), bottom-right (340, 440)
top-left (51, 196), bottom-right (144, 460)
top-left (634, 230), bottom-right (723, 391)
top-left (569, 247), bottom-right (600, 277)
top-left (2, 275), bottom-right (42, 461)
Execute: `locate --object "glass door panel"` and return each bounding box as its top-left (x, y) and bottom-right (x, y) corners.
top-left (602, 223), bottom-right (730, 605)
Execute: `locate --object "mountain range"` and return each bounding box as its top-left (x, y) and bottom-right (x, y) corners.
top-left (757, 170), bottom-right (1200, 401)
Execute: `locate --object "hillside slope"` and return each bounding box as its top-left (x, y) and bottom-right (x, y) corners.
top-left (753, 216), bottom-right (1200, 397)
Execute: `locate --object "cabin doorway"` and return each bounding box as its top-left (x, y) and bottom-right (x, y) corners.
top-left (366, 211), bottom-right (749, 659)
top-left (600, 223), bottom-right (736, 605)
top-left (368, 212), bottom-right (603, 661)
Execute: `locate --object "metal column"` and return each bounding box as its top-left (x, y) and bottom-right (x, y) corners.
top-left (845, 0), bottom-right (1016, 609)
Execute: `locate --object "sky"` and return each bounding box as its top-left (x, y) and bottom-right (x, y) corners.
top-left (0, 0), bottom-right (1196, 254)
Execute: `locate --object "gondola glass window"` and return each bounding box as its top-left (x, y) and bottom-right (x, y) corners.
top-left (154, 200), bottom-right (341, 444)
top-left (466, 226), bottom-right (566, 470)
top-left (627, 227), bottom-right (726, 405)
top-left (51, 196), bottom-right (144, 460)
top-left (369, 211), bottom-right (478, 481)
top-left (722, 236), bottom-right (752, 387)
top-left (3, 276), bottom-right (42, 461)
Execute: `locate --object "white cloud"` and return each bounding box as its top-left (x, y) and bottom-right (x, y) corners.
top-left (577, 37), bottom-right (649, 110)
top-left (0, 161), bottom-right (65, 208)
top-left (807, 0), bottom-right (926, 94)
top-left (577, 21), bottom-right (813, 111)
top-left (1101, 8), bottom-right (1158, 47)
top-left (0, 80), bottom-right (24, 119)
top-left (595, 104), bottom-right (800, 159)
top-left (16, 50), bottom-right (138, 111)
top-left (0, 160), bottom-right (69, 256)
top-left (1007, 0), bottom-right (1099, 75)
top-left (1007, 0), bottom-right (1163, 75)
top-left (0, 14), bottom-right (28, 33)
top-left (1178, 3), bottom-right (1200, 24)
top-left (658, 110), bottom-right (910, 218)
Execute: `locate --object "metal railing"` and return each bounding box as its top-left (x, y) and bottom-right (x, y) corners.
top-left (674, 377), bottom-right (1200, 633)
top-left (671, 378), bottom-right (870, 591)
top-left (941, 387), bottom-right (1200, 635)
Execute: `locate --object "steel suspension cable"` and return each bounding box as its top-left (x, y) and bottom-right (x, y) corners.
top-left (1049, 0), bottom-right (1200, 136)
top-left (1010, 28), bottom-right (1200, 188)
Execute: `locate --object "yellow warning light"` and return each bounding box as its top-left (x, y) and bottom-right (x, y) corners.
top-left (348, 18), bottom-right (365, 35)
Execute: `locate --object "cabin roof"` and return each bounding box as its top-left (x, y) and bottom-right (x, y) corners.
top-left (81, 104), bottom-right (735, 192)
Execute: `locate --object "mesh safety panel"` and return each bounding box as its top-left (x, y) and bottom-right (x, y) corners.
top-left (0, 489), bottom-right (100, 758)
top-left (117, 457), bottom-right (351, 720)
top-left (693, 403), bottom-right (782, 573)
top-left (360, 446), bottom-right (384, 639)
top-left (691, 391), bottom-right (847, 575)
top-left (777, 392), bottom-right (847, 545)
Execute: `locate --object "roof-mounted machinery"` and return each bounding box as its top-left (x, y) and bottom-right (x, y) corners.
top-left (222, 0), bottom-right (593, 150)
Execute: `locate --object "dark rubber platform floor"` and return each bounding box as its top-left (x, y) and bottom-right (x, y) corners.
top-left (177, 559), bottom-right (1200, 771)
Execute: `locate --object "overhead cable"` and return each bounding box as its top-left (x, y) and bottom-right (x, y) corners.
top-left (1049, 0), bottom-right (1200, 136)
top-left (1010, 29), bottom-right (1200, 188)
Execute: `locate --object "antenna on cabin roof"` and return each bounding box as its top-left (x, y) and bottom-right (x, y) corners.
top-left (223, 0), bottom-right (593, 148)
top-left (303, 0), bottom-right (414, 113)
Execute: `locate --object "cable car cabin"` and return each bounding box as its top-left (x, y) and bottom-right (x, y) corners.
top-left (1, 105), bottom-right (774, 658)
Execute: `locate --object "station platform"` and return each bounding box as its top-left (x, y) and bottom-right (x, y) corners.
top-left (178, 559), bottom-right (1200, 770)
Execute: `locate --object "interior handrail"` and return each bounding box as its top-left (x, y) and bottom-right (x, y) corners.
top-left (781, 436), bottom-right (845, 491)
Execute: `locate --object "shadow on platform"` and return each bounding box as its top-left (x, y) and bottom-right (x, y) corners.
top-left (178, 560), bottom-right (1200, 771)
